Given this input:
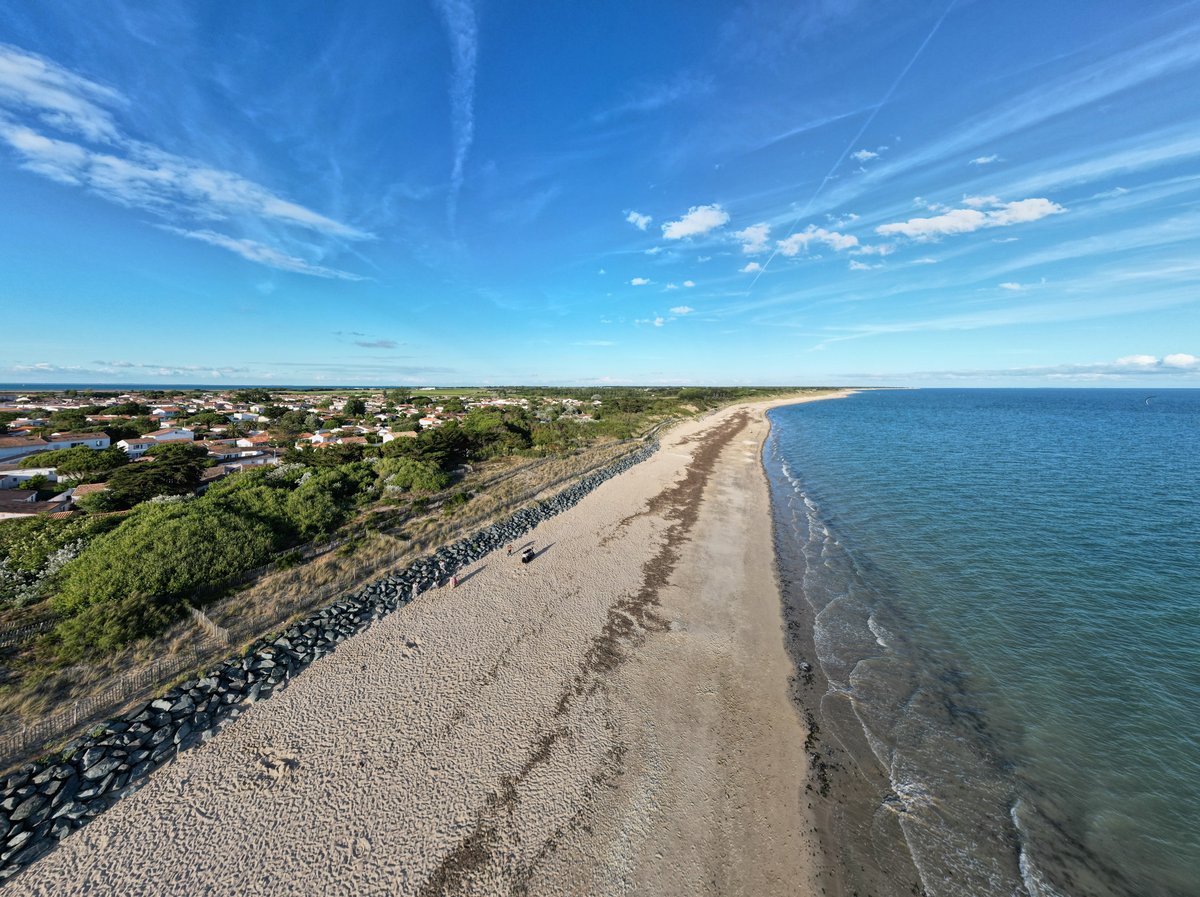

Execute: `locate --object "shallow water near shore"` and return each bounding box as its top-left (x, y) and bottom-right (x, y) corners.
top-left (765, 389), bottom-right (1200, 897)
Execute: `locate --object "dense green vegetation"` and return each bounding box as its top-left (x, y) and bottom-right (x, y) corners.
top-left (78, 444), bottom-right (211, 511)
top-left (50, 462), bottom-right (376, 655)
top-left (0, 385), bottom-right (813, 660)
top-left (18, 446), bottom-right (129, 478)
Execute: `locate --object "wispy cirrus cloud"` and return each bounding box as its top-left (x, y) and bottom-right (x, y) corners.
top-left (161, 228), bottom-right (367, 280)
top-left (0, 42), bottom-right (123, 142)
top-left (594, 71), bottom-right (710, 124)
top-left (0, 43), bottom-right (371, 278)
top-left (8, 359), bottom-right (250, 378)
top-left (816, 20), bottom-right (1200, 214)
top-left (432, 0), bottom-right (478, 226)
top-left (852, 354), bottom-right (1200, 383)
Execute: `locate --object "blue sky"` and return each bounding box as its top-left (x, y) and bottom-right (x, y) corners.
top-left (1, 0), bottom-right (1198, 386)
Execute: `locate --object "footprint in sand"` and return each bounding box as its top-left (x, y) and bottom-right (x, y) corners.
top-left (256, 747), bottom-right (300, 784)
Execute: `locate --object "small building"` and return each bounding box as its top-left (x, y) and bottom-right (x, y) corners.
top-left (0, 467), bottom-right (57, 490)
top-left (116, 437), bottom-right (158, 459)
top-left (72, 482), bottom-right (109, 500)
top-left (0, 489), bottom-right (39, 520)
top-left (46, 433), bottom-right (111, 451)
top-left (145, 427), bottom-right (195, 443)
top-left (0, 435), bottom-right (49, 463)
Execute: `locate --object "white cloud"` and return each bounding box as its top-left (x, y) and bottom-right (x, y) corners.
top-left (661, 203), bottom-right (729, 239)
top-left (0, 124), bottom-right (87, 183)
top-left (876, 197), bottom-right (1065, 239)
top-left (1111, 353), bottom-right (1199, 370)
top-left (625, 209), bottom-right (651, 230)
top-left (665, 282), bottom-right (678, 290)
top-left (670, 305), bottom-right (695, 315)
top-left (998, 282), bottom-right (1023, 291)
top-left (0, 44), bottom-right (123, 142)
top-left (683, 279), bottom-right (695, 287)
top-left (848, 260), bottom-right (880, 271)
top-left (654, 316), bottom-right (665, 327)
top-left (630, 277), bottom-right (651, 286)
top-left (740, 262), bottom-right (763, 273)
top-left (734, 222), bottom-right (770, 254)
top-left (912, 257), bottom-right (939, 264)
top-left (969, 154), bottom-right (1000, 165)
top-left (777, 224), bottom-right (859, 255)
top-left (162, 228), bottom-right (367, 280)
top-left (853, 243), bottom-right (894, 256)
top-left (851, 149), bottom-right (878, 161)
top-left (962, 194), bottom-right (1001, 208)
top-left (0, 43), bottom-right (371, 279)
top-left (597, 268), bottom-right (606, 274)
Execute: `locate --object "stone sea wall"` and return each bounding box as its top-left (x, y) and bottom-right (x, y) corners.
top-left (0, 440), bottom-right (658, 882)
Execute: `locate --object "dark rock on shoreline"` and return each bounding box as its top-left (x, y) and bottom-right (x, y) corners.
top-left (0, 440), bottom-right (659, 883)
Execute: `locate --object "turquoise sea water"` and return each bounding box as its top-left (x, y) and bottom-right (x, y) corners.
top-left (765, 389), bottom-right (1199, 897)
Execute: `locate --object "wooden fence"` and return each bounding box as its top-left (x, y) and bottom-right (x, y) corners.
top-left (0, 428), bottom-right (667, 770)
top-left (0, 617), bottom-right (57, 649)
top-left (0, 648), bottom-right (202, 764)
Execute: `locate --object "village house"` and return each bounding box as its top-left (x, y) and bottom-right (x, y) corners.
top-left (0, 488), bottom-right (74, 520)
top-left (0, 467), bottom-right (57, 490)
top-left (380, 430), bottom-right (419, 442)
top-left (48, 432), bottom-right (112, 450)
top-left (0, 432), bottom-right (110, 463)
top-left (236, 434), bottom-right (273, 448)
top-left (145, 427), bottom-right (195, 443)
top-left (71, 482), bottom-right (109, 500)
top-left (116, 438), bottom-right (157, 459)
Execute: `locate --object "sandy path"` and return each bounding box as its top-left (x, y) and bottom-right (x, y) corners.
top-left (10, 396), bottom-right (839, 897)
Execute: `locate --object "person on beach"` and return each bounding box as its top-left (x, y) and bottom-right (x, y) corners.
top-left (450, 574), bottom-right (458, 588)
top-left (507, 544), bottom-right (513, 556)
top-left (411, 583), bottom-right (418, 600)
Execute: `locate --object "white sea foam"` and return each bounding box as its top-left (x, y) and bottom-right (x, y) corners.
top-left (867, 613), bottom-right (891, 648)
top-left (1013, 801), bottom-right (1071, 897)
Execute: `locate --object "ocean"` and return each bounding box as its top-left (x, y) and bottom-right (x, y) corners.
top-left (765, 389), bottom-right (1199, 897)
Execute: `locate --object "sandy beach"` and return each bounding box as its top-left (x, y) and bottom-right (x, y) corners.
top-left (10, 395), bottom-right (846, 896)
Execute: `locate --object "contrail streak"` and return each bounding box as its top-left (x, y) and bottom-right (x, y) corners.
top-left (433, 0), bottom-right (478, 229)
top-left (749, 0), bottom-right (958, 289)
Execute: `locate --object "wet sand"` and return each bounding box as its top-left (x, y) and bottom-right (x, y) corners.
top-left (11, 395), bottom-right (847, 896)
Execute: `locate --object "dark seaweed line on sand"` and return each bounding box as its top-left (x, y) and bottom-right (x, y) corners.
top-left (419, 412), bottom-right (750, 896)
